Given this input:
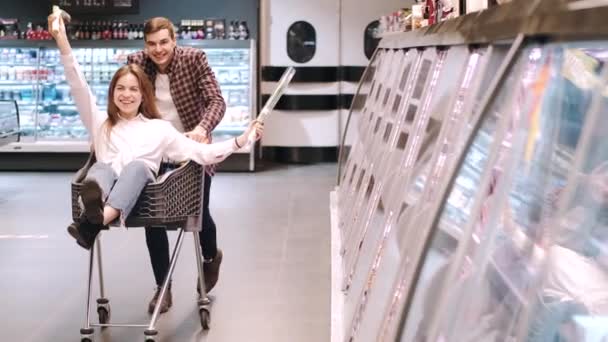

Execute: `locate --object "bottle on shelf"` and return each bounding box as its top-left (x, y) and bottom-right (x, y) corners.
top-left (83, 22), bottom-right (91, 40)
top-left (116, 20), bottom-right (123, 39)
top-left (91, 22), bottom-right (100, 40)
top-left (205, 20), bottom-right (215, 39)
top-left (127, 24), bottom-right (135, 40)
top-left (103, 21), bottom-right (112, 40)
top-left (214, 20), bottom-right (225, 39)
top-left (25, 22), bottom-right (34, 40)
top-left (138, 24), bottom-right (144, 39)
top-left (238, 21), bottom-right (249, 40)
top-left (67, 22), bottom-right (76, 40)
top-left (121, 21), bottom-right (129, 39)
top-left (179, 21), bottom-right (188, 40)
top-left (186, 25), bottom-right (194, 39)
top-left (196, 21), bottom-right (205, 40)
top-left (228, 21), bottom-right (237, 40)
top-left (111, 20), bottom-right (118, 40)
top-left (190, 21), bottom-right (199, 39)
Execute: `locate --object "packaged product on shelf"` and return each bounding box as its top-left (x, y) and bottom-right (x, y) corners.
top-left (11, 89), bottom-right (21, 102)
top-left (6, 66), bottom-right (15, 80)
top-left (0, 19), bottom-right (20, 40)
top-left (179, 20), bottom-right (191, 40)
top-left (229, 69), bottom-right (241, 83)
top-left (0, 66), bottom-right (7, 81)
top-left (205, 20), bottom-right (215, 39)
top-left (227, 21), bottom-right (237, 40)
top-left (20, 87), bottom-right (33, 103)
top-left (42, 84), bottom-right (57, 102)
top-left (214, 19), bottom-right (226, 39)
top-left (217, 69), bottom-right (230, 83)
top-left (240, 70), bottom-right (249, 84)
top-left (238, 21), bottom-right (249, 40)
top-left (228, 90), bottom-right (240, 107)
top-left (412, 4), bottom-right (424, 29)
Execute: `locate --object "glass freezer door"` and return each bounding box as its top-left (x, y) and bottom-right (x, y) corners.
top-left (207, 47), bottom-right (253, 151)
top-left (401, 42), bottom-right (607, 342)
top-left (0, 47), bottom-right (39, 140)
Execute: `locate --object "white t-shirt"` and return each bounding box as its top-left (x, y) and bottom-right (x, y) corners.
top-left (155, 74), bottom-right (185, 133)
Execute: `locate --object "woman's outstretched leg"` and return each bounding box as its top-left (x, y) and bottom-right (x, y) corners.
top-left (104, 160), bottom-right (155, 226)
top-left (103, 206), bottom-right (120, 226)
top-left (68, 162), bottom-right (117, 250)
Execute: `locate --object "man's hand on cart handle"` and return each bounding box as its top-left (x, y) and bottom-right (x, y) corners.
top-left (186, 126), bottom-right (210, 144)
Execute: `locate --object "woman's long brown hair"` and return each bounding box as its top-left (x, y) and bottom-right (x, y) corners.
top-left (104, 64), bottom-right (160, 136)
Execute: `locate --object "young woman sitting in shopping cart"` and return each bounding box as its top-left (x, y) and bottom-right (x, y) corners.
top-left (48, 14), bottom-right (263, 250)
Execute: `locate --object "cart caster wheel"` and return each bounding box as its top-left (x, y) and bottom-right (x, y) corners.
top-left (144, 329), bottom-right (157, 342)
top-left (199, 308), bottom-right (210, 330)
top-left (97, 306), bottom-right (110, 325)
top-left (80, 327), bottom-right (94, 341)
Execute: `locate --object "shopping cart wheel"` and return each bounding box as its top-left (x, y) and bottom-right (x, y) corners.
top-left (144, 329), bottom-right (157, 342)
top-left (80, 327), bottom-right (94, 341)
top-left (96, 298), bottom-right (111, 327)
top-left (199, 308), bottom-right (210, 330)
top-left (97, 307), bottom-right (110, 324)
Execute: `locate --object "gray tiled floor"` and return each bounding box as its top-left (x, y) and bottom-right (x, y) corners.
top-left (0, 163), bottom-right (336, 342)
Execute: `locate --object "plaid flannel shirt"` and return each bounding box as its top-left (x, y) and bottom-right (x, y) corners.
top-left (127, 46), bottom-right (226, 175)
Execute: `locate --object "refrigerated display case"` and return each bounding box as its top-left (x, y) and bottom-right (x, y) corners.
top-left (0, 39), bottom-right (256, 171)
top-left (398, 41), bottom-right (608, 342)
top-left (0, 100), bottom-right (19, 147)
top-left (332, 1), bottom-right (608, 342)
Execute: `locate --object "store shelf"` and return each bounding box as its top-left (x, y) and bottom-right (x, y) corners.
top-left (0, 80), bottom-right (37, 85)
top-left (220, 83), bottom-right (250, 88)
top-left (0, 39), bottom-right (253, 49)
top-left (0, 128), bottom-right (19, 138)
top-left (0, 140), bottom-right (88, 152)
top-left (0, 62), bottom-right (38, 67)
top-left (214, 126), bottom-right (247, 135)
top-left (212, 65), bottom-right (249, 70)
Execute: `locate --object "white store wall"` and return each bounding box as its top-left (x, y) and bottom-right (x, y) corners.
top-left (260, 0), bottom-right (410, 148)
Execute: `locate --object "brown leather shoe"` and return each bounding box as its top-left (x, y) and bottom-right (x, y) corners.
top-left (80, 180), bottom-right (104, 225)
top-left (198, 249), bottom-right (223, 294)
top-left (147, 286), bottom-right (172, 314)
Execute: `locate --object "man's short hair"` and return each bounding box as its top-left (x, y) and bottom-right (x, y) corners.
top-left (144, 17), bottom-right (176, 41)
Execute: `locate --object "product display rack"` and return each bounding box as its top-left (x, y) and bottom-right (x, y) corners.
top-left (0, 100), bottom-right (19, 147)
top-left (331, 0), bottom-right (608, 341)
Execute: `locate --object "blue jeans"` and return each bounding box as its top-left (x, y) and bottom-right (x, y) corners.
top-left (527, 295), bottom-right (587, 342)
top-left (84, 160), bottom-right (154, 224)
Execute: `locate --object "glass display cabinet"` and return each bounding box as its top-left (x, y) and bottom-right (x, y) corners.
top-left (0, 39), bottom-right (256, 171)
top-left (332, 1), bottom-right (608, 341)
top-left (0, 100), bottom-right (19, 147)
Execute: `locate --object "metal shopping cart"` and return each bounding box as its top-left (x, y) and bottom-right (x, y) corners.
top-left (71, 154), bottom-right (209, 342)
top-left (70, 66), bottom-right (296, 342)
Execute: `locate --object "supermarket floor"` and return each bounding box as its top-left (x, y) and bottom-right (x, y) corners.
top-left (0, 162), bottom-right (335, 342)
